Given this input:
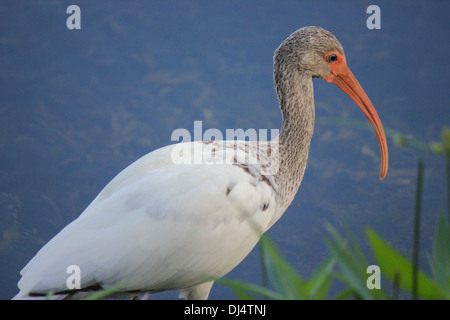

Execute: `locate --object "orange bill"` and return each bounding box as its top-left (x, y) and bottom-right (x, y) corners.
top-left (324, 53), bottom-right (388, 180)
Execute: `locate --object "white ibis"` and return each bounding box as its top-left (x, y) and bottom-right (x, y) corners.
top-left (14, 26), bottom-right (388, 300)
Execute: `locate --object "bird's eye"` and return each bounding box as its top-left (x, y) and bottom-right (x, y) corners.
top-left (327, 54), bottom-right (338, 63)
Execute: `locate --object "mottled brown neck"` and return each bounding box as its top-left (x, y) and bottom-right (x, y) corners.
top-left (274, 70), bottom-right (315, 210)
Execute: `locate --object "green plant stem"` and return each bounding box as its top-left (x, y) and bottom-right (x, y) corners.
top-left (412, 157), bottom-right (424, 300)
top-left (446, 154), bottom-right (450, 223)
top-left (391, 272), bottom-right (400, 300)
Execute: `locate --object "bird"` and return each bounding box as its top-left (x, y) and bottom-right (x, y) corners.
top-left (14, 26), bottom-right (388, 300)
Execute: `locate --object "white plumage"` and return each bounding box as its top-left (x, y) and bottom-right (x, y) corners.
top-left (15, 141), bottom-right (278, 299)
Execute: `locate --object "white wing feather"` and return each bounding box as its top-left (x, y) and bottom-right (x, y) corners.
top-left (15, 141), bottom-right (277, 298)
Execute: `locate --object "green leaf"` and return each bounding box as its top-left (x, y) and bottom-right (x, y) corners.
top-left (215, 277), bottom-right (284, 300)
top-left (366, 228), bottom-right (448, 299)
top-left (259, 235), bottom-right (307, 299)
top-left (326, 223), bottom-right (388, 299)
top-left (332, 287), bottom-right (354, 300)
top-left (428, 212), bottom-right (450, 290)
top-left (343, 223), bottom-right (368, 266)
top-left (304, 257), bottom-right (335, 299)
top-left (325, 224), bottom-right (383, 300)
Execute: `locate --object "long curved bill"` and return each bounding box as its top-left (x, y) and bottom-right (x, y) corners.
top-left (324, 57), bottom-right (388, 180)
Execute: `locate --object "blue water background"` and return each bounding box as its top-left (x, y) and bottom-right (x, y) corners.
top-left (0, 1), bottom-right (448, 299)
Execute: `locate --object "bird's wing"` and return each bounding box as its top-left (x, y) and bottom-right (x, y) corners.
top-left (16, 141), bottom-right (278, 298)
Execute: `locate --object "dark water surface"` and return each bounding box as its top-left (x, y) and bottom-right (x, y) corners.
top-left (0, 1), bottom-right (448, 299)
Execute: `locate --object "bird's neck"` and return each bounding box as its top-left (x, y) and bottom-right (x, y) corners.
top-left (274, 72), bottom-right (315, 210)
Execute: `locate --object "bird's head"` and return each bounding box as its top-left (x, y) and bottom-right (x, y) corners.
top-left (275, 26), bottom-right (388, 180)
